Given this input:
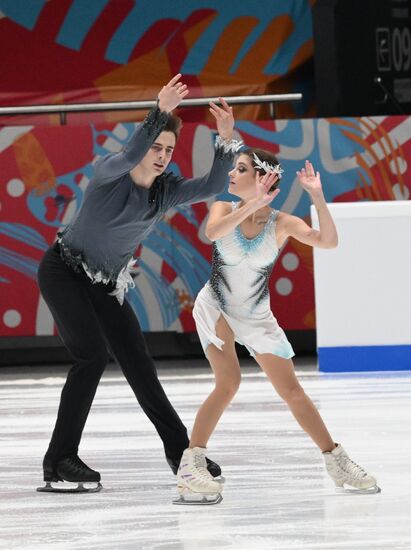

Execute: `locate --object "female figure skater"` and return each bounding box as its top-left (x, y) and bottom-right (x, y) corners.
top-left (175, 149), bottom-right (380, 504)
top-left (37, 74), bottom-right (241, 492)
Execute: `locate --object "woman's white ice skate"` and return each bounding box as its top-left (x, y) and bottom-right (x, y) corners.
top-left (323, 444), bottom-right (381, 494)
top-left (173, 447), bottom-right (223, 505)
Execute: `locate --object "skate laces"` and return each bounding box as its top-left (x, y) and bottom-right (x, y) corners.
top-left (338, 453), bottom-right (368, 480)
top-left (192, 453), bottom-right (213, 481)
top-left (66, 456), bottom-right (85, 473)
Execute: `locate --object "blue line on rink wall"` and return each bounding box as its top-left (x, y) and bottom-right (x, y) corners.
top-left (318, 346), bottom-right (411, 372)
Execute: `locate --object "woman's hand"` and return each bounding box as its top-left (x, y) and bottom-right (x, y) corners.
top-left (255, 171), bottom-right (280, 207)
top-left (157, 73), bottom-right (189, 113)
top-left (209, 97), bottom-right (234, 141)
top-left (296, 160), bottom-right (323, 196)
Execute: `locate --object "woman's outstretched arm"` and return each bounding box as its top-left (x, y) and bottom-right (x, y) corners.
top-left (279, 160), bottom-right (338, 249)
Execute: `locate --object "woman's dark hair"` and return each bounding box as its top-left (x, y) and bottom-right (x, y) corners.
top-left (242, 147), bottom-right (281, 191)
top-left (164, 114), bottom-right (183, 140)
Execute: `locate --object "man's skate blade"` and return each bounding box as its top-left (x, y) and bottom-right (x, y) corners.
top-left (335, 484), bottom-right (381, 495)
top-left (173, 493), bottom-right (223, 505)
top-left (36, 481), bottom-right (103, 494)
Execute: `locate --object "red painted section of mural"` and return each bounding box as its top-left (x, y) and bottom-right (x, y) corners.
top-left (1, 115), bottom-right (410, 337)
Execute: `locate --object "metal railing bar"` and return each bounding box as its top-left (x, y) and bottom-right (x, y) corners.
top-left (0, 93), bottom-right (302, 116)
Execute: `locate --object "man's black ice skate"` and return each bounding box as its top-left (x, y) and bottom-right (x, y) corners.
top-left (166, 455), bottom-right (224, 481)
top-left (205, 457), bottom-right (222, 479)
top-left (37, 455), bottom-right (102, 493)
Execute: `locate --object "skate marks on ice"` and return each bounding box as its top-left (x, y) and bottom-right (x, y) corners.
top-left (0, 364), bottom-right (410, 549)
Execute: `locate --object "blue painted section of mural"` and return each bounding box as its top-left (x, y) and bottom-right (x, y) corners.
top-left (104, 1), bottom-right (312, 67)
top-left (7, 0), bottom-right (312, 71)
top-left (125, 285), bottom-right (150, 331)
top-left (0, 246), bottom-right (39, 280)
top-left (144, 221), bottom-right (210, 296)
top-left (0, 0), bottom-right (46, 29)
top-left (0, 223), bottom-right (48, 251)
top-left (264, 1), bottom-right (312, 75)
top-left (235, 119), bottom-right (365, 217)
top-left (27, 172), bottom-right (88, 228)
top-left (137, 258), bottom-right (180, 329)
top-left (56, 0), bottom-right (111, 51)
top-left (92, 123), bottom-right (135, 156)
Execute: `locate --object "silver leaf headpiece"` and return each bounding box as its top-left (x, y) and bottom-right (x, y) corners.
top-left (252, 152), bottom-right (284, 179)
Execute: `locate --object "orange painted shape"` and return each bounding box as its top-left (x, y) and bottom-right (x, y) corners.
top-left (179, 12), bottom-right (217, 50)
top-left (359, 118), bottom-right (395, 199)
top-left (202, 16), bottom-right (260, 76)
top-left (355, 152), bottom-right (381, 200)
top-left (343, 129), bottom-right (390, 200)
top-left (327, 117), bottom-right (362, 131)
top-left (303, 309), bottom-right (316, 329)
top-left (369, 120), bottom-right (406, 195)
top-left (95, 12), bottom-right (215, 99)
top-left (355, 181), bottom-right (365, 200)
top-left (235, 15), bottom-right (294, 78)
top-left (13, 133), bottom-right (56, 196)
top-left (357, 167), bottom-right (376, 200)
top-left (289, 38), bottom-right (313, 72)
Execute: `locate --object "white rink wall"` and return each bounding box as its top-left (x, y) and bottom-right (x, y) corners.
top-left (311, 201), bottom-right (411, 372)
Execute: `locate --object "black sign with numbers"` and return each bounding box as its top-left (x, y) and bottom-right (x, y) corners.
top-left (313, 0), bottom-right (411, 116)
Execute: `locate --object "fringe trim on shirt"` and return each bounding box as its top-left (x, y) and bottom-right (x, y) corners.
top-left (215, 135), bottom-right (244, 156)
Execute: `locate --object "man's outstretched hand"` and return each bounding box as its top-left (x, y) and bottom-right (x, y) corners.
top-left (209, 97), bottom-right (234, 141)
top-left (158, 74), bottom-right (189, 113)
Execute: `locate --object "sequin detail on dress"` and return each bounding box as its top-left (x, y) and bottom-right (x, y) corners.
top-left (209, 245), bottom-right (231, 311)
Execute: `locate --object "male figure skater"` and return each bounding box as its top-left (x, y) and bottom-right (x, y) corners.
top-left (37, 74), bottom-right (241, 492)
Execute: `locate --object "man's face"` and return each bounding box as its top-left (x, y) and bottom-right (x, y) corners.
top-left (140, 131), bottom-right (176, 176)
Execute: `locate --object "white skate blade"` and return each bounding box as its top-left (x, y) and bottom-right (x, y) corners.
top-left (335, 484), bottom-right (381, 495)
top-left (173, 493), bottom-right (223, 505)
top-left (36, 481), bottom-right (103, 494)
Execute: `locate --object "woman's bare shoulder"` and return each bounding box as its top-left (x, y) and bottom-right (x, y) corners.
top-left (209, 200), bottom-right (233, 213)
top-left (276, 210), bottom-right (299, 227)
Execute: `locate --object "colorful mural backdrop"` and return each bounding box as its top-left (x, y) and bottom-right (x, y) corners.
top-left (1, 115), bottom-right (410, 337)
top-left (0, 0), bottom-right (315, 125)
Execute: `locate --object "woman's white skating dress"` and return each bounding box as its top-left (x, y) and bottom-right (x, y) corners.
top-left (193, 202), bottom-right (294, 359)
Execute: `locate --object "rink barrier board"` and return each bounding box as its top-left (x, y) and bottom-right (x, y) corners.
top-left (318, 345), bottom-right (411, 372)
